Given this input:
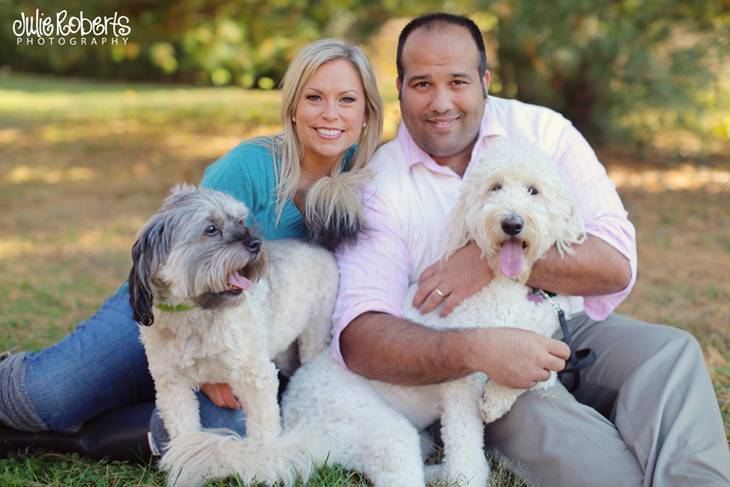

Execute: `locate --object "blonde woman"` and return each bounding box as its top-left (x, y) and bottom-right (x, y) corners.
top-left (0, 39), bottom-right (383, 461)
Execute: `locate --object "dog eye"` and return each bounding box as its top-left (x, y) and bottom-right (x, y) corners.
top-left (527, 186), bottom-right (539, 195)
top-left (490, 183), bottom-right (502, 192)
top-left (204, 224), bottom-right (219, 236)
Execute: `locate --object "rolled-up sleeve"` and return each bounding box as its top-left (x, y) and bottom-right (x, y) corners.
top-left (554, 124), bottom-right (637, 320)
top-left (330, 189), bottom-right (411, 367)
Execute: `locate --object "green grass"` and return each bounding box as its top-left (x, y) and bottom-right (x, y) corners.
top-left (0, 453), bottom-right (370, 487)
top-left (0, 452), bottom-right (523, 486)
top-left (0, 453), bottom-right (165, 486)
top-left (1, 72), bottom-right (728, 485)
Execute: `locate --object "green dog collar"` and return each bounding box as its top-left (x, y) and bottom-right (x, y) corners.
top-left (155, 303), bottom-right (196, 313)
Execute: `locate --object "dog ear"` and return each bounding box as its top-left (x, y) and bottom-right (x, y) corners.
top-left (304, 169), bottom-right (370, 250)
top-left (128, 214), bottom-right (172, 326)
top-left (552, 189), bottom-right (586, 257)
top-left (128, 238), bottom-right (154, 327)
top-left (443, 193), bottom-right (472, 258)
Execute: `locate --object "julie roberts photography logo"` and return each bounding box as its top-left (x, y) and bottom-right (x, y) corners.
top-left (12, 9), bottom-right (131, 46)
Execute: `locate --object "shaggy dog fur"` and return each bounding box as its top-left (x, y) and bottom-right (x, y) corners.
top-left (127, 185), bottom-right (337, 487)
top-left (165, 139), bottom-right (586, 486)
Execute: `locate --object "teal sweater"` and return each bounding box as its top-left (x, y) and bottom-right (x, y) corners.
top-left (201, 139), bottom-right (308, 240)
top-left (201, 138), bottom-right (356, 240)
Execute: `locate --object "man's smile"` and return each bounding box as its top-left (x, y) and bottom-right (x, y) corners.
top-left (425, 115), bottom-right (460, 131)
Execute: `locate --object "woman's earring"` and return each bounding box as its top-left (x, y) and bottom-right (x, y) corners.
top-left (362, 121), bottom-right (367, 128)
top-left (292, 116), bottom-right (296, 123)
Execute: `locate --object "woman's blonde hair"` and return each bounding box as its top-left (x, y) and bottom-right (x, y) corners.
top-left (271, 38), bottom-right (383, 248)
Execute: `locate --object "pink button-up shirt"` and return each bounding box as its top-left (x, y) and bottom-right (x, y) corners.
top-left (331, 96), bottom-right (637, 367)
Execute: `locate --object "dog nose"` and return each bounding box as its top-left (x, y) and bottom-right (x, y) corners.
top-left (501, 215), bottom-right (524, 236)
top-left (243, 234), bottom-right (261, 254)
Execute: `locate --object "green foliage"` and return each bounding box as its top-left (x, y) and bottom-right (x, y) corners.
top-left (0, 0), bottom-right (429, 87)
top-left (485, 0), bottom-right (730, 149)
top-left (0, 1), bottom-right (728, 151)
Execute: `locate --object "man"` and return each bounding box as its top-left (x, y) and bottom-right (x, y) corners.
top-left (331, 12), bottom-right (730, 486)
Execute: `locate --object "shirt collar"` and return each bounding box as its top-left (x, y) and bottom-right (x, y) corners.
top-left (397, 98), bottom-right (509, 177)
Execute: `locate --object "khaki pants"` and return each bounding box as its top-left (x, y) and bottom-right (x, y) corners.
top-left (484, 313), bottom-right (730, 487)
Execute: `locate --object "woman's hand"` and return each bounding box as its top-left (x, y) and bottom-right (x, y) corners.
top-left (413, 242), bottom-right (493, 317)
top-left (200, 383), bottom-right (241, 409)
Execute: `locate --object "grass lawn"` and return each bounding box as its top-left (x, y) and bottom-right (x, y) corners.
top-left (1, 73), bottom-right (728, 485)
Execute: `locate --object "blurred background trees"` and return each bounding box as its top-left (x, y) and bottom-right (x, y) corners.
top-left (1, 0), bottom-right (728, 152)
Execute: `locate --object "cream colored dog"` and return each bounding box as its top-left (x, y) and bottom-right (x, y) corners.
top-left (286, 139), bottom-right (585, 487)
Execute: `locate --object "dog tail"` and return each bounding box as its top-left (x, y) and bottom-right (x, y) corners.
top-left (160, 425), bottom-right (327, 487)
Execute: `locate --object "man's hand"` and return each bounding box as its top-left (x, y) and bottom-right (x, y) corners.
top-left (413, 242), bottom-right (493, 317)
top-left (476, 328), bottom-right (570, 389)
top-left (200, 383), bottom-right (241, 409)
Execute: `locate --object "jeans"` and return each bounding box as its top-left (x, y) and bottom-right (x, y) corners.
top-left (7, 284), bottom-right (246, 436)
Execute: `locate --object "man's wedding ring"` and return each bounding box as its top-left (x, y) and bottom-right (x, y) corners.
top-left (434, 287), bottom-right (446, 298)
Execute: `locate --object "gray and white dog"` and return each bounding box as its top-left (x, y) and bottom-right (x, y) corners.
top-left (128, 184), bottom-right (338, 486)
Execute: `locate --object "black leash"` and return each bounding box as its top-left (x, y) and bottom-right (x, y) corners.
top-left (533, 289), bottom-right (596, 393)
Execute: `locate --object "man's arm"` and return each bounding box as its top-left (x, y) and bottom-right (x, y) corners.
top-left (343, 233), bottom-right (624, 387)
top-left (527, 235), bottom-right (631, 296)
top-left (340, 311), bottom-right (570, 388)
top-left (414, 235), bottom-right (631, 316)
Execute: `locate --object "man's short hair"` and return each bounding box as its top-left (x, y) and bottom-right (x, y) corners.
top-left (396, 12), bottom-right (488, 81)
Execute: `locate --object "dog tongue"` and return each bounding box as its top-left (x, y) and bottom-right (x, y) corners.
top-left (228, 273), bottom-right (252, 291)
top-left (499, 241), bottom-right (524, 279)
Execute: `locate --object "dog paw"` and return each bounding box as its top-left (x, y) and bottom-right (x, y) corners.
top-left (533, 371), bottom-right (557, 390)
top-left (480, 408), bottom-right (504, 424)
top-left (479, 400), bottom-right (510, 424)
top-left (424, 464), bottom-right (443, 483)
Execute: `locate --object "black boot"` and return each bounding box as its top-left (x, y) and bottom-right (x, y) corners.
top-left (1, 402), bottom-right (155, 463)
